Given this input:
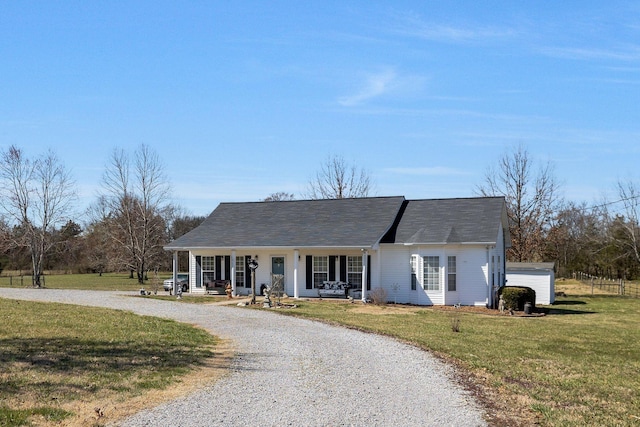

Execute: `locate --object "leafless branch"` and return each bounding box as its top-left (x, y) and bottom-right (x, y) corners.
top-left (305, 155), bottom-right (373, 199)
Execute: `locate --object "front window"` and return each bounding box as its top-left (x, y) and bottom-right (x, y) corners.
top-left (448, 256), bottom-right (457, 292)
top-left (202, 256), bottom-right (215, 285)
top-left (347, 256), bottom-right (363, 288)
top-left (313, 256), bottom-right (328, 288)
top-left (423, 256), bottom-right (440, 291)
top-left (236, 256), bottom-right (245, 287)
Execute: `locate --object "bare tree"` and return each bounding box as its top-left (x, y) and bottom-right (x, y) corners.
top-left (0, 146), bottom-right (76, 286)
top-left (612, 179), bottom-right (640, 266)
top-left (166, 212), bottom-right (206, 241)
top-left (84, 196), bottom-right (119, 275)
top-left (476, 144), bottom-right (560, 262)
top-left (162, 205), bottom-right (206, 272)
top-left (263, 192), bottom-right (295, 202)
top-left (305, 155), bottom-right (373, 199)
top-left (98, 145), bottom-right (170, 284)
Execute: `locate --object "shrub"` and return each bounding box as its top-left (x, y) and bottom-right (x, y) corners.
top-left (450, 313), bottom-right (461, 332)
top-left (369, 287), bottom-right (388, 305)
top-left (499, 286), bottom-right (536, 311)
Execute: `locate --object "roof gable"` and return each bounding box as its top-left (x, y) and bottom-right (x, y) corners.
top-left (382, 197), bottom-right (506, 245)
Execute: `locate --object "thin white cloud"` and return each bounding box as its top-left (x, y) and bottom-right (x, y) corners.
top-left (338, 69), bottom-right (398, 107)
top-left (384, 166), bottom-right (470, 176)
top-left (403, 23), bottom-right (516, 43)
top-left (388, 11), bottom-right (517, 44)
top-left (539, 45), bottom-right (640, 62)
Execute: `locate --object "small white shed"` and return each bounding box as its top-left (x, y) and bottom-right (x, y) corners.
top-left (505, 262), bottom-right (555, 305)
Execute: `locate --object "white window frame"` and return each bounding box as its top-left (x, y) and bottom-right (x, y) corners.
top-left (202, 256), bottom-right (215, 285)
top-left (423, 256), bottom-right (440, 291)
top-left (447, 256), bottom-right (457, 292)
top-left (410, 255), bottom-right (418, 290)
top-left (347, 256), bottom-right (363, 287)
top-left (313, 256), bottom-right (328, 288)
top-left (236, 255), bottom-right (245, 288)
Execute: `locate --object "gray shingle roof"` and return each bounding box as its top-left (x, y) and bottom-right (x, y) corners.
top-left (506, 262), bottom-right (555, 271)
top-left (165, 196), bottom-right (507, 250)
top-left (382, 197), bottom-right (507, 245)
top-left (165, 196), bottom-right (406, 249)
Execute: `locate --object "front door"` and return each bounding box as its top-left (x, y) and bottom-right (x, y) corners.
top-left (271, 256), bottom-right (285, 294)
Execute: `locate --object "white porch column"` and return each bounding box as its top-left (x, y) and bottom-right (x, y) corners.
top-left (293, 249), bottom-right (300, 299)
top-left (172, 251), bottom-right (178, 294)
top-left (486, 246), bottom-right (491, 307)
top-left (231, 250), bottom-right (237, 297)
top-left (361, 249), bottom-right (368, 302)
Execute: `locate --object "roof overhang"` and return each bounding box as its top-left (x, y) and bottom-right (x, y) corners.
top-left (164, 245), bottom-right (376, 252)
top-left (398, 242), bottom-right (498, 246)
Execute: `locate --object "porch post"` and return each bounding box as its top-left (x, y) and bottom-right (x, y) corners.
top-left (293, 249), bottom-right (299, 299)
top-left (361, 249), bottom-right (368, 302)
top-left (231, 250), bottom-right (237, 297)
top-left (172, 251), bottom-right (178, 295)
top-left (486, 246), bottom-right (491, 307)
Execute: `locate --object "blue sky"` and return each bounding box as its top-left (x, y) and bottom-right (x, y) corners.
top-left (2, 1), bottom-right (640, 216)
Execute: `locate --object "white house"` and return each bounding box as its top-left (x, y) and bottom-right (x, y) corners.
top-left (164, 196), bottom-right (510, 307)
top-left (506, 262), bottom-right (555, 305)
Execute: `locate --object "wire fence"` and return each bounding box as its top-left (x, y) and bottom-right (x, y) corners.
top-left (575, 272), bottom-right (640, 298)
top-left (0, 275), bottom-right (39, 288)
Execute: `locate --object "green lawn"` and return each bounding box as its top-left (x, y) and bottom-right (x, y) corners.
top-left (0, 272), bottom-right (171, 292)
top-left (2, 274), bottom-right (638, 425)
top-left (0, 297), bottom-right (219, 426)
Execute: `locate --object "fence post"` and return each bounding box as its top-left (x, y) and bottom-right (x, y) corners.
top-left (591, 277), bottom-right (594, 295)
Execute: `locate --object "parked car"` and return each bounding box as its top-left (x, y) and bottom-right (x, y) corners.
top-left (163, 273), bottom-right (189, 292)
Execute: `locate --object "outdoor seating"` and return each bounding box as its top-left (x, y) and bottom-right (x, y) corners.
top-left (318, 281), bottom-right (349, 298)
top-left (205, 279), bottom-right (230, 295)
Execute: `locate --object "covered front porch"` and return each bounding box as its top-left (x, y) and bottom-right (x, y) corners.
top-left (168, 248), bottom-right (373, 301)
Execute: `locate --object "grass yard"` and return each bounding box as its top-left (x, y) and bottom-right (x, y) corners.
top-left (259, 280), bottom-right (640, 426)
top-left (2, 274), bottom-right (638, 425)
top-left (0, 298), bottom-right (226, 427)
top-left (0, 272), bottom-right (171, 293)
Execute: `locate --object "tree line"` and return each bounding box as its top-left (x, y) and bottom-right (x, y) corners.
top-left (476, 145), bottom-right (640, 280)
top-left (0, 145), bottom-right (205, 285)
top-left (2, 146), bottom-right (640, 285)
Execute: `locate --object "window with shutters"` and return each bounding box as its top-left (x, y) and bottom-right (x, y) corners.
top-left (202, 256), bottom-right (215, 285)
top-left (313, 256), bottom-right (328, 288)
top-left (235, 256), bottom-right (245, 287)
top-left (347, 256), bottom-right (362, 287)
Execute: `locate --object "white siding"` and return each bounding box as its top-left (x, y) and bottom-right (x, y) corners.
top-left (186, 249), bottom-right (377, 299)
top-left (189, 251), bottom-right (204, 294)
top-left (455, 247), bottom-right (490, 306)
top-left (506, 270), bottom-right (555, 305)
top-left (378, 246), bottom-right (412, 304)
top-left (233, 250), bottom-right (296, 297)
top-left (378, 244), bottom-right (491, 306)
top-left (184, 240), bottom-right (504, 307)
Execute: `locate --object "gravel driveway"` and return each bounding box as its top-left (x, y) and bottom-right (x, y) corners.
top-left (0, 289), bottom-right (487, 426)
